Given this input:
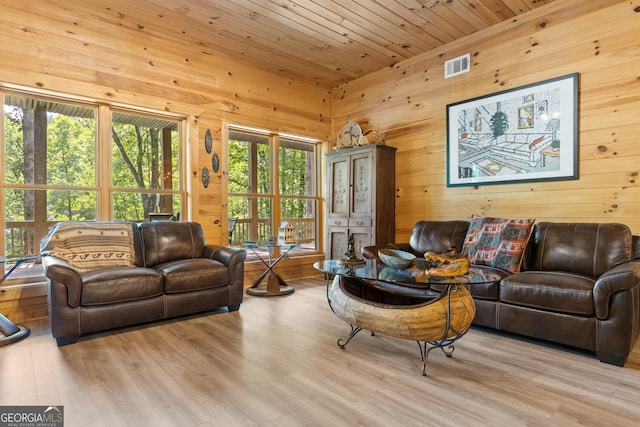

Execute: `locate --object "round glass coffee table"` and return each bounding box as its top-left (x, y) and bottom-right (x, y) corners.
top-left (314, 259), bottom-right (501, 376)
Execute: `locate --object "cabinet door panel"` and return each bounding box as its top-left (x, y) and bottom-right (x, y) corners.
top-left (328, 157), bottom-right (349, 217)
top-left (328, 227), bottom-right (348, 259)
top-left (349, 227), bottom-right (373, 259)
top-left (327, 227), bottom-right (371, 259)
top-left (350, 152), bottom-right (372, 217)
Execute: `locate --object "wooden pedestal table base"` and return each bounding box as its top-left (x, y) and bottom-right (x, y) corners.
top-left (245, 242), bottom-right (297, 297)
top-left (327, 275), bottom-right (476, 376)
top-left (246, 271), bottom-right (295, 297)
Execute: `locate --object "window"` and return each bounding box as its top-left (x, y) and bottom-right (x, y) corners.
top-left (227, 128), bottom-right (319, 254)
top-left (110, 110), bottom-right (181, 220)
top-left (1, 90), bottom-right (186, 282)
top-left (278, 138), bottom-right (317, 246)
top-left (3, 94), bottom-right (97, 258)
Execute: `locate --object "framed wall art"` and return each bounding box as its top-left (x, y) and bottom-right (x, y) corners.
top-left (446, 73), bottom-right (578, 187)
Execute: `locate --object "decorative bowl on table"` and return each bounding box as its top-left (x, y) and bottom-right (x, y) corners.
top-left (378, 249), bottom-right (416, 269)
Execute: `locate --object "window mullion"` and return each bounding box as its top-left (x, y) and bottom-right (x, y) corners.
top-left (272, 134), bottom-right (281, 229)
top-left (97, 105), bottom-right (112, 220)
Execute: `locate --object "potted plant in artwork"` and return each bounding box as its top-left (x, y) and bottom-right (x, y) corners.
top-left (490, 110), bottom-right (509, 138)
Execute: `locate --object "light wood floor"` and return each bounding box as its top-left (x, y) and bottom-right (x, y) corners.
top-left (3, 277), bottom-right (640, 426)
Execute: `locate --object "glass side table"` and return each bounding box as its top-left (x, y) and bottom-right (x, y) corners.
top-left (244, 242), bottom-right (298, 297)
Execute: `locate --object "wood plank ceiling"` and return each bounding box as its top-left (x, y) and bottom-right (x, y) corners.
top-left (74, 0), bottom-right (558, 88)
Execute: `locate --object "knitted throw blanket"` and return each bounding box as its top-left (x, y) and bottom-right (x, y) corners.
top-left (41, 222), bottom-right (135, 272)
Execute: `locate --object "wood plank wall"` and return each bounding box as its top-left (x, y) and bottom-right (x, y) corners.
top-left (0, 0), bottom-right (330, 321)
top-left (0, 0), bottom-right (332, 233)
top-left (332, 0), bottom-right (640, 240)
top-left (1, 0), bottom-right (638, 322)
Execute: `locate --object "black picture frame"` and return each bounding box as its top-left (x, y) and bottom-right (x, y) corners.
top-left (446, 73), bottom-right (579, 187)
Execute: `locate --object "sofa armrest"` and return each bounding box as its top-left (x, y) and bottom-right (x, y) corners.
top-left (204, 245), bottom-right (246, 266)
top-left (593, 260), bottom-right (640, 319)
top-left (42, 255), bottom-right (83, 307)
top-left (362, 243), bottom-right (401, 260)
top-left (204, 245), bottom-right (247, 281)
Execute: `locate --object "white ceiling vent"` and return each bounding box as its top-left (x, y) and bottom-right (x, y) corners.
top-left (444, 53), bottom-right (470, 79)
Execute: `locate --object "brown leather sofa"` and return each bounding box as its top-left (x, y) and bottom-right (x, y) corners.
top-left (363, 220), bottom-right (640, 366)
top-left (41, 220), bottom-right (246, 346)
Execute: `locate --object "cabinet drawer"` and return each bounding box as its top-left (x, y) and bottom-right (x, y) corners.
top-left (349, 218), bottom-right (372, 227)
top-left (327, 217), bottom-right (349, 227)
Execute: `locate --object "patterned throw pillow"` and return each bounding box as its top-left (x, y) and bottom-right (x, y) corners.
top-left (460, 215), bottom-right (500, 263)
top-left (461, 215), bottom-right (535, 273)
top-left (41, 222), bottom-right (135, 272)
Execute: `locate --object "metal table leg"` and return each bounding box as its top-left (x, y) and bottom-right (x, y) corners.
top-left (0, 257), bottom-right (39, 346)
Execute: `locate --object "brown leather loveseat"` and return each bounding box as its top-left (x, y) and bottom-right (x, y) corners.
top-left (41, 220), bottom-right (246, 346)
top-left (363, 220), bottom-right (640, 366)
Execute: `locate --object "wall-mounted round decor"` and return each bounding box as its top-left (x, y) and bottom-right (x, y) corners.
top-left (204, 129), bottom-right (212, 154)
top-left (202, 166), bottom-right (210, 188)
top-left (212, 152), bottom-right (220, 173)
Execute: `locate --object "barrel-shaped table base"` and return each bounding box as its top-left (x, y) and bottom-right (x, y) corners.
top-left (327, 275), bottom-right (476, 376)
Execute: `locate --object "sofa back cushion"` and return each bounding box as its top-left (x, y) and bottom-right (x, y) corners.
top-left (140, 221), bottom-right (206, 267)
top-left (41, 221), bottom-right (137, 272)
top-left (409, 220), bottom-right (469, 256)
top-left (531, 222), bottom-right (632, 278)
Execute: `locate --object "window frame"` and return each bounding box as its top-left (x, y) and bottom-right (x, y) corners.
top-left (0, 86), bottom-right (189, 284)
top-left (107, 106), bottom-right (186, 220)
top-left (226, 124), bottom-right (322, 256)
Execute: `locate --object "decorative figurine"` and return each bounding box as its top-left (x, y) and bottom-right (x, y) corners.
top-left (336, 234), bottom-right (365, 266)
top-left (277, 221), bottom-right (296, 245)
top-left (423, 246), bottom-right (470, 276)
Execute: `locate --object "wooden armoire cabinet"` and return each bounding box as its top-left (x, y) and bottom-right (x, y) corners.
top-left (325, 144), bottom-right (396, 260)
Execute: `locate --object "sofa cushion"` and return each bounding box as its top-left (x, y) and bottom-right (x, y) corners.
top-left (80, 267), bottom-right (164, 305)
top-left (140, 221), bottom-right (206, 267)
top-left (467, 265), bottom-right (510, 300)
top-left (41, 222), bottom-right (136, 272)
top-left (461, 215), bottom-right (535, 273)
top-left (156, 259), bottom-right (229, 293)
top-left (408, 220), bottom-right (470, 255)
top-left (500, 271), bottom-right (595, 316)
top-left (531, 222), bottom-right (632, 279)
